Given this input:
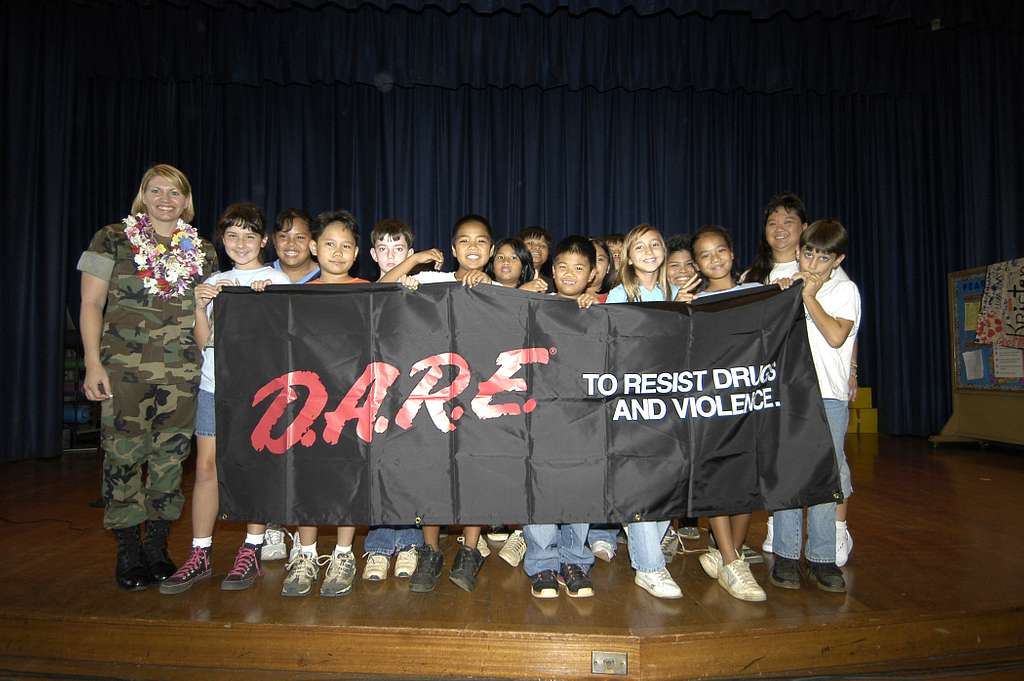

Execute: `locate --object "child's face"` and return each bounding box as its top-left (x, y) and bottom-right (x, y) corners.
top-left (492, 244), bottom-right (523, 287)
top-left (798, 246), bottom-right (845, 277)
top-left (666, 249), bottom-right (698, 287)
top-left (693, 233), bottom-right (733, 282)
top-left (627, 231), bottom-right (665, 276)
top-left (371, 235), bottom-right (411, 275)
top-left (608, 243), bottom-right (623, 271)
top-left (451, 222), bottom-right (493, 271)
top-left (765, 207), bottom-right (805, 257)
top-left (141, 175), bottom-right (187, 225)
top-left (272, 218), bottom-right (313, 269)
top-left (523, 237), bottom-right (550, 268)
top-left (553, 252), bottom-right (595, 298)
top-left (222, 223), bottom-right (267, 269)
top-left (311, 222), bottom-right (358, 277)
top-left (589, 246), bottom-right (609, 291)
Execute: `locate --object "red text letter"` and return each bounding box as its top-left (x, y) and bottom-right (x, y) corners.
top-left (471, 348), bottom-right (551, 419)
top-left (322, 362), bottom-right (401, 444)
top-left (394, 353), bottom-right (471, 432)
top-left (250, 371), bottom-right (328, 454)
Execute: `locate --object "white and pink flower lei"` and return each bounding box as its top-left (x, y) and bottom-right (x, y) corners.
top-left (123, 213), bottom-right (206, 300)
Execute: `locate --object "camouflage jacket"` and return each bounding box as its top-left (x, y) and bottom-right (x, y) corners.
top-left (77, 222), bottom-right (219, 385)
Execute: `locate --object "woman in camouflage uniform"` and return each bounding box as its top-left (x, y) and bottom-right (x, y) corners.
top-left (78, 164), bottom-right (218, 590)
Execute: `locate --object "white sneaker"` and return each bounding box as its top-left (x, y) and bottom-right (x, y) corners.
top-left (456, 535), bottom-right (491, 558)
top-left (762, 517), bottom-right (774, 554)
top-left (591, 540), bottom-right (615, 562)
top-left (262, 525), bottom-right (289, 561)
top-left (699, 548), bottom-right (723, 579)
top-left (498, 529), bottom-right (527, 567)
top-left (634, 568), bottom-right (683, 599)
top-left (362, 552), bottom-right (389, 581)
top-left (394, 547), bottom-right (418, 578)
top-left (836, 522), bottom-right (853, 567)
top-left (281, 551), bottom-right (319, 597)
top-left (718, 558), bottom-right (766, 602)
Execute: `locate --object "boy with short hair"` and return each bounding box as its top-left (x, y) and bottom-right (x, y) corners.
top-left (380, 214), bottom-right (496, 592)
top-left (523, 236), bottom-right (599, 599)
top-left (360, 218), bottom-right (425, 582)
top-left (603, 232), bottom-right (625, 275)
top-left (772, 219), bottom-right (859, 593)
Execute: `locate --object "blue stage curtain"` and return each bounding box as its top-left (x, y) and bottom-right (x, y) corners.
top-left (1, 0), bottom-right (1021, 459)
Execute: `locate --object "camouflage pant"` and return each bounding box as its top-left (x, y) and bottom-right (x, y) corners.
top-left (101, 377), bottom-right (196, 529)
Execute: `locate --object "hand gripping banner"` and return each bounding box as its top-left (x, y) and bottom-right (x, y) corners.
top-left (215, 283), bottom-right (840, 526)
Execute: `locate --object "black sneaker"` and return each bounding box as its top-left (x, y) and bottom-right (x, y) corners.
top-left (409, 545), bottom-right (444, 593)
top-left (558, 563), bottom-right (594, 598)
top-left (220, 543), bottom-right (263, 591)
top-left (448, 545), bottom-right (484, 592)
top-left (770, 556), bottom-right (801, 590)
top-left (530, 570), bottom-right (559, 599)
top-left (806, 561), bottom-right (847, 593)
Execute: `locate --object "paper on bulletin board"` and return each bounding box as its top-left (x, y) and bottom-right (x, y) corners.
top-left (964, 301), bottom-right (981, 331)
top-left (993, 345), bottom-right (1024, 379)
top-left (962, 350), bottom-right (985, 381)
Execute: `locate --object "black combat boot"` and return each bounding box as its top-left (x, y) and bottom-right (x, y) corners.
top-left (114, 525), bottom-right (150, 591)
top-left (143, 519), bottom-right (176, 583)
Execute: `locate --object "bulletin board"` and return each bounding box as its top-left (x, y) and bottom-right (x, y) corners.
top-left (931, 266), bottom-right (1024, 446)
top-left (950, 268), bottom-right (1024, 392)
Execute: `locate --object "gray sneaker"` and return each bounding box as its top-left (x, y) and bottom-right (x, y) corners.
top-left (319, 551), bottom-right (356, 597)
top-left (281, 551), bottom-right (319, 597)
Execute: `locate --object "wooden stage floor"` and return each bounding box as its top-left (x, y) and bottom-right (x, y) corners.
top-left (0, 436), bottom-right (1022, 680)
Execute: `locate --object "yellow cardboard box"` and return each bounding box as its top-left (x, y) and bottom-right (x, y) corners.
top-left (847, 409), bottom-right (858, 433)
top-left (850, 387), bottom-right (873, 410)
top-left (858, 408), bottom-right (878, 433)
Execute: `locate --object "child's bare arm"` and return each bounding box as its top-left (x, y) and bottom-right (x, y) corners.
top-left (577, 292), bottom-right (600, 309)
top-left (800, 273), bottom-right (854, 348)
top-left (461, 269), bottom-right (492, 288)
top-left (379, 249), bottom-right (444, 283)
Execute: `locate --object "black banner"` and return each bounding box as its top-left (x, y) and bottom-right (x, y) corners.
top-left (216, 283), bottom-right (840, 525)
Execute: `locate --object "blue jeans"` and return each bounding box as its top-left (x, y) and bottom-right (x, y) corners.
top-left (363, 526), bottom-right (423, 555)
top-left (523, 523), bottom-right (593, 576)
top-left (587, 525), bottom-right (620, 556)
top-left (772, 398), bottom-right (849, 563)
top-left (824, 398), bottom-right (853, 498)
top-left (773, 502), bottom-right (836, 563)
top-left (626, 521), bottom-right (670, 573)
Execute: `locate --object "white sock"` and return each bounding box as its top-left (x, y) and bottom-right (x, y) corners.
top-left (246, 532), bottom-right (266, 545)
top-left (299, 542), bottom-right (318, 557)
top-left (334, 544), bottom-right (353, 556)
top-left (836, 520), bottom-right (847, 530)
top-left (193, 536), bottom-right (213, 549)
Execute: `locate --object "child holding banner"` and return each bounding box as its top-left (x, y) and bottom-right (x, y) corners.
top-left (599, 224), bottom-right (688, 599)
top-left (380, 214), bottom-right (497, 593)
top-left (160, 203), bottom-right (291, 595)
top-left (360, 218), bottom-right (425, 583)
top-left (681, 224), bottom-right (768, 602)
top-left (744, 193), bottom-right (856, 565)
top-left (523, 236), bottom-right (602, 598)
top-left (769, 220), bottom-right (858, 593)
top-left (281, 210), bottom-right (369, 598)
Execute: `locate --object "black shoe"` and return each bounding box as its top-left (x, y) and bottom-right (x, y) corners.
top-left (448, 545), bottom-right (484, 592)
top-left (770, 556), bottom-right (801, 590)
top-left (806, 561), bottom-right (847, 593)
top-left (113, 526), bottom-right (150, 591)
top-left (143, 519), bottom-right (176, 582)
top-left (530, 569), bottom-right (559, 598)
top-left (558, 563), bottom-right (594, 598)
top-left (409, 545), bottom-right (444, 593)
